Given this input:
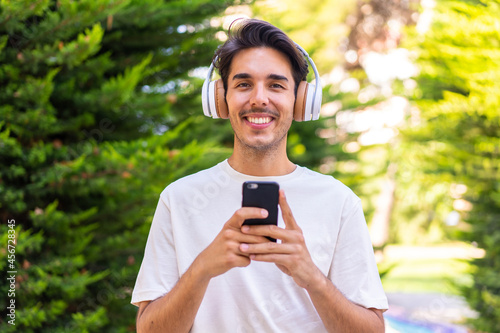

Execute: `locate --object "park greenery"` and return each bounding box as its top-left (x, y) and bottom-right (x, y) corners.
top-left (401, 0), bottom-right (500, 331)
top-left (0, 0), bottom-right (241, 331)
top-left (0, 0), bottom-right (499, 332)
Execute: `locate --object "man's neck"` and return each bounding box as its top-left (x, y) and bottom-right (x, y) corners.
top-left (228, 145), bottom-right (296, 177)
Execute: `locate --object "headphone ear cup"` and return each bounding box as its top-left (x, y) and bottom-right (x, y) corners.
top-left (214, 79), bottom-right (229, 119)
top-left (294, 81), bottom-right (308, 122)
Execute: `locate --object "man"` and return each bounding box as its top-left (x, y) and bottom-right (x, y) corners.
top-left (132, 19), bottom-right (388, 332)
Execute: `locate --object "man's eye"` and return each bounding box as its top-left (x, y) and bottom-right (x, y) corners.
top-left (236, 82), bottom-right (250, 88)
top-left (271, 83), bottom-right (284, 89)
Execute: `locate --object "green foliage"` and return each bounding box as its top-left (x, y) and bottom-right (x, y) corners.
top-left (0, 0), bottom-right (237, 331)
top-left (402, 0), bottom-right (500, 330)
top-left (253, 0), bottom-right (356, 73)
top-left (253, 0), bottom-right (372, 192)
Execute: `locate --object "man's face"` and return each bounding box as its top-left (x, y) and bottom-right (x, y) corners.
top-left (225, 47), bottom-right (295, 153)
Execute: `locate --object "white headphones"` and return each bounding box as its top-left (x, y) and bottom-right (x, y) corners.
top-left (201, 43), bottom-right (322, 122)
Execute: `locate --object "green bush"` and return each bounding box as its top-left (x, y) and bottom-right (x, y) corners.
top-left (402, 0), bottom-right (500, 331)
top-left (0, 1), bottom-right (237, 331)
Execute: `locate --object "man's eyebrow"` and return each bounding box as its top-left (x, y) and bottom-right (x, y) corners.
top-left (232, 73), bottom-right (251, 80)
top-left (268, 74), bottom-right (289, 82)
top-left (231, 73), bottom-right (289, 81)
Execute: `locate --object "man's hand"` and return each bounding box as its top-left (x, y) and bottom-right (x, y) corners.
top-left (136, 207), bottom-right (272, 333)
top-left (195, 207), bottom-right (271, 280)
top-left (239, 190), bottom-right (323, 289)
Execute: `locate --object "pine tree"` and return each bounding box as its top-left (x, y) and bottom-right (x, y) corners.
top-left (0, 0), bottom-right (239, 332)
top-left (402, 0), bottom-right (500, 330)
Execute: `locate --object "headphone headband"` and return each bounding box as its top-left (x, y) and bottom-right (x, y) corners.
top-left (202, 43), bottom-right (322, 121)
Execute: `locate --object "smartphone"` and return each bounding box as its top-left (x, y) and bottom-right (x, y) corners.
top-left (242, 181), bottom-right (279, 242)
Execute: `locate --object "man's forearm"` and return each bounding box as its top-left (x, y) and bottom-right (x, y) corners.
top-left (136, 259), bottom-right (210, 333)
top-left (306, 273), bottom-right (385, 333)
top-left (136, 207), bottom-right (268, 332)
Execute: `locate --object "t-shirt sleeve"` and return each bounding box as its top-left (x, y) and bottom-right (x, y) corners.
top-left (131, 193), bottom-right (179, 307)
top-left (328, 199), bottom-right (388, 311)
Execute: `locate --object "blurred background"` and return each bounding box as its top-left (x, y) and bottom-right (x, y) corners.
top-left (1, 0), bottom-right (499, 332)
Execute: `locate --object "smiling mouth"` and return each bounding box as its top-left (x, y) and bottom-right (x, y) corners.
top-left (246, 116), bottom-right (273, 124)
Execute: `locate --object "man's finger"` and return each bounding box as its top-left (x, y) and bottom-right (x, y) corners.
top-left (240, 241), bottom-right (295, 255)
top-left (279, 190), bottom-right (299, 230)
top-left (241, 223), bottom-right (286, 241)
top-left (226, 207), bottom-right (268, 228)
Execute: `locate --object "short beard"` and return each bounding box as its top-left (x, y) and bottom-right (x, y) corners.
top-left (239, 107), bottom-right (279, 119)
top-left (234, 130), bottom-right (287, 154)
top-left (233, 121), bottom-right (289, 158)
top-left (230, 106), bottom-right (292, 156)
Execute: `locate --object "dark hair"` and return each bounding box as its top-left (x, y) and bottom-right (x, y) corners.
top-left (213, 19), bottom-right (309, 96)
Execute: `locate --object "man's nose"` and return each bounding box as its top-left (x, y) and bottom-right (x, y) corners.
top-left (250, 84), bottom-right (269, 107)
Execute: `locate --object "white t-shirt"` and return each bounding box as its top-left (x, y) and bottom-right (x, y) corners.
top-left (132, 160), bottom-right (388, 332)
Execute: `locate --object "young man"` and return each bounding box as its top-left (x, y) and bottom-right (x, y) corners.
top-left (132, 19), bottom-right (388, 332)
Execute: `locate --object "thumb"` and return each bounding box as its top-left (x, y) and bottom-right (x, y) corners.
top-left (226, 207), bottom-right (268, 228)
top-left (279, 190), bottom-right (300, 230)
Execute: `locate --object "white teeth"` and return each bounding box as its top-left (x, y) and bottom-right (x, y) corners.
top-left (247, 117), bottom-right (272, 124)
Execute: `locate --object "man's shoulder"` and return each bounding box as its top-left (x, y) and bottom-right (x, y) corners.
top-left (300, 166), bottom-right (335, 181)
top-left (161, 161), bottom-right (229, 196)
top-left (296, 166), bottom-right (359, 200)
top-left (300, 166), bottom-right (350, 188)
